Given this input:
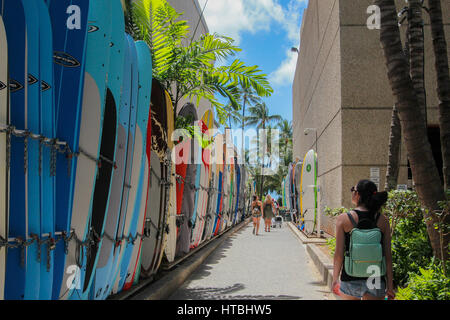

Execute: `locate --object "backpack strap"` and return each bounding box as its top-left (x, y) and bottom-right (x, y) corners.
top-left (346, 212), bottom-right (358, 228)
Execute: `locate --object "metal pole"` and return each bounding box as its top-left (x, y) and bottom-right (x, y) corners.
top-left (317, 184), bottom-right (321, 238)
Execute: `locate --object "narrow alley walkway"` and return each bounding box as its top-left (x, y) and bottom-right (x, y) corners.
top-left (169, 222), bottom-right (335, 300)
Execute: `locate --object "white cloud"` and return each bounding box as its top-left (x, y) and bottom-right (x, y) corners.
top-left (198, 0), bottom-right (305, 45)
top-left (269, 48), bottom-right (299, 86)
top-left (198, 0), bottom-right (307, 86)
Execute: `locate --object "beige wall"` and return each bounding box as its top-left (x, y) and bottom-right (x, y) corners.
top-left (293, 0), bottom-right (342, 234)
top-left (167, 0), bottom-right (213, 121)
top-left (292, 0), bottom-right (450, 235)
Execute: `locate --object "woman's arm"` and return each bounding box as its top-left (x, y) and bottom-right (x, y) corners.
top-left (333, 214), bottom-right (346, 285)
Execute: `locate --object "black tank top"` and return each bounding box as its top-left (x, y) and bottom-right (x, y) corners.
top-left (340, 209), bottom-right (384, 282)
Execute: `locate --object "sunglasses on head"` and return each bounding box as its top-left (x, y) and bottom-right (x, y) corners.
top-left (350, 186), bottom-right (357, 193)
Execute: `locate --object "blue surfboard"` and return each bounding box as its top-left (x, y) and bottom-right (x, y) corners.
top-left (35, 0), bottom-right (56, 300)
top-left (59, 0), bottom-right (113, 300)
top-left (107, 34), bottom-right (139, 298)
top-left (234, 162), bottom-right (240, 225)
top-left (20, 0), bottom-right (42, 300)
top-left (45, 0), bottom-right (90, 300)
top-left (213, 170), bottom-right (223, 237)
top-left (70, 0), bottom-right (122, 301)
top-left (191, 141), bottom-right (203, 229)
top-left (90, 6), bottom-right (127, 299)
top-left (2, 0), bottom-right (27, 300)
top-left (116, 40), bottom-right (152, 293)
top-left (81, 0), bottom-right (125, 300)
top-left (96, 32), bottom-right (133, 300)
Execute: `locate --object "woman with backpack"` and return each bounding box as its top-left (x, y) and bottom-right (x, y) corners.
top-left (332, 180), bottom-right (395, 300)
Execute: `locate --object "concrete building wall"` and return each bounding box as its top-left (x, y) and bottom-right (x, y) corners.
top-left (168, 0), bottom-right (213, 121)
top-left (293, 0), bottom-right (342, 235)
top-left (292, 0), bottom-right (450, 236)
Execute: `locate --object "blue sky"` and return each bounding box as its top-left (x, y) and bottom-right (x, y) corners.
top-left (198, 0), bottom-right (309, 123)
top-left (196, 0), bottom-right (309, 199)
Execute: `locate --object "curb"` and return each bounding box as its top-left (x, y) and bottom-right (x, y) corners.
top-left (287, 221), bottom-right (327, 244)
top-left (287, 222), bottom-right (334, 291)
top-left (305, 243), bottom-right (334, 290)
top-left (127, 218), bottom-right (252, 300)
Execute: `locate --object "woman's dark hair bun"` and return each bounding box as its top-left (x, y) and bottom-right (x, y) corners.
top-left (356, 180), bottom-right (388, 214)
top-left (369, 191), bottom-right (388, 212)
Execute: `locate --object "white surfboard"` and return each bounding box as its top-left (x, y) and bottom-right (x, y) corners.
top-left (300, 150), bottom-right (318, 235)
top-left (0, 15), bottom-right (8, 301)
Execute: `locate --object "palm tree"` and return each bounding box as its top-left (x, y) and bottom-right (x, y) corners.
top-left (128, 0), bottom-right (273, 122)
top-left (408, 0), bottom-right (427, 123)
top-left (245, 102), bottom-right (282, 197)
top-left (277, 120), bottom-right (293, 167)
top-left (428, 0), bottom-right (450, 190)
top-left (376, 0), bottom-right (447, 261)
top-left (264, 165), bottom-right (288, 196)
top-left (385, 4), bottom-right (411, 192)
top-left (233, 85), bottom-right (260, 166)
top-left (385, 105), bottom-right (402, 191)
top-left (245, 102), bottom-right (282, 131)
top-left (223, 102), bottom-right (243, 130)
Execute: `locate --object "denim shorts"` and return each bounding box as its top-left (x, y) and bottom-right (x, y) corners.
top-left (340, 278), bottom-right (386, 299)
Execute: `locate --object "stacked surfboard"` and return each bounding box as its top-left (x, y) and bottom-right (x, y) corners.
top-left (282, 150), bottom-right (318, 235)
top-left (300, 150), bottom-right (318, 235)
top-left (0, 0), bottom-right (247, 300)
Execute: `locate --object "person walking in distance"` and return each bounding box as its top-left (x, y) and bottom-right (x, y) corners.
top-left (251, 195), bottom-right (263, 235)
top-left (263, 195), bottom-right (275, 232)
top-left (332, 180), bottom-right (395, 300)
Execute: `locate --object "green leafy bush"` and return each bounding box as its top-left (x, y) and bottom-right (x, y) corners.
top-left (325, 190), bottom-right (448, 298)
top-left (325, 191), bottom-right (433, 288)
top-left (396, 261), bottom-right (450, 300)
top-left (326, 237), bottom-right (336, 256)
top-left (324, 206), bottom-right (349, 217)
top-left (382, 190), bottom-right (433, 287)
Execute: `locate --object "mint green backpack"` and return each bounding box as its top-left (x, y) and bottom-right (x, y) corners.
top-left (344, 212), bottom-right (386, 278)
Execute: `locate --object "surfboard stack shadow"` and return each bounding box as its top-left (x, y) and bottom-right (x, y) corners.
top-left (0, 0), bottom-right (249, 300)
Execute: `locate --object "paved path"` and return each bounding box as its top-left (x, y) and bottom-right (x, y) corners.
top-left (169, 222), bottom-right (334, 300)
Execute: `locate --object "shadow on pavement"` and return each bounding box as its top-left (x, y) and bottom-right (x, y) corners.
top-left (171, 283), bottom-right (301, 300)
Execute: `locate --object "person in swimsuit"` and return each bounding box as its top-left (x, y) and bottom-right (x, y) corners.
top-left (263, 195), bottom-right (275, 232)
top-left (332, 179), bottom-right (395, 300)
top-left (251, 195), bottom-right (263, 235)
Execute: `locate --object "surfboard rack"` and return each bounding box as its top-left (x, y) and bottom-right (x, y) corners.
top-left (0, 123), bottom-right (73, 175)
top-left (0, 222), bottom-right (164, 274)
top-left (0, 231), bottom-right (67, 270)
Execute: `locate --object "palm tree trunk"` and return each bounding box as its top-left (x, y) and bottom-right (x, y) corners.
top-left (260, 122), bottom-right (266, 198)
top-left (385, 105), bottom-right (402, 191)
top-left (428, 0), bottom-right (450, 191)
top-left (408, 0), bottom-right (427, 123)
top-left (376, 0), bottom-right (447, 260)
top-left (241, 99), bottom-right (246, 164)
top-left (241, 100), bottom-right (246, 207)
top-left (385, 16), bottom-right (410, 192)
